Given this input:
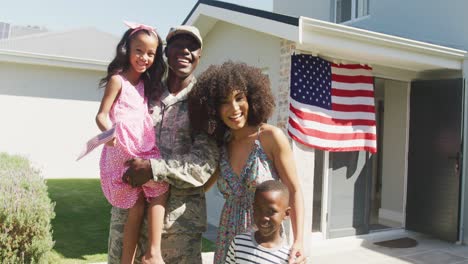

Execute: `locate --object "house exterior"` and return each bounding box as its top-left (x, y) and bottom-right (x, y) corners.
top-left (183, 0), bottom-right (468, 249)
top-left (0, 28), bottom-right (119, 178)
top-left (0, 22), bottom-right (49, 40)
top-left (273, 0), bottom-right (468, 51)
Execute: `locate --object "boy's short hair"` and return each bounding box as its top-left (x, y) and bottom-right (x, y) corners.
top-left (255, 180), bottom-right (289, 202)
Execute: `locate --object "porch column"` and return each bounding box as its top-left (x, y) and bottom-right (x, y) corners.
top-left (292, 141), bottom-right (314, 253)
top-left (277, 39), bottom-right (315, 249)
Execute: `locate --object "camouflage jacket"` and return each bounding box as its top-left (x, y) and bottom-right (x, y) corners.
top-left (149, 78), bottom-right (219, 234)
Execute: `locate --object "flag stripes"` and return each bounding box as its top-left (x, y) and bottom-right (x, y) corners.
top-left (287, 54), bottom-right (377, 153)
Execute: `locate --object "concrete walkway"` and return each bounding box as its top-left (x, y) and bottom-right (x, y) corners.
top-left (93, 229), bottom-right (468, 263)
top-left (203, 229), bottom-right (468, 264)
top-left (307, 230), bottom-right (468, 264)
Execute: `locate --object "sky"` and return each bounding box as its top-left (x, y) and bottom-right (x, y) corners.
top-left (3, 0), bottom-right (272, 38)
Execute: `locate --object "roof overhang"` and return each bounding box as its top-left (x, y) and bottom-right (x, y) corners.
top-left (185, 0), bottom-right (466, 74)
top-left (0, 49), bottom-right (108, 71)
top-left (298, 17), bottom-right (466, 72)
top-left (184, 0), bottom-right (299, 43)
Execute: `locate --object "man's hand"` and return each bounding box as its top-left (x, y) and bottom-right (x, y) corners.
top-left (123, 158), bottom-right (152, 187)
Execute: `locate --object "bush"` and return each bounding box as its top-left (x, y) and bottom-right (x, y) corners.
top-left (0, 153), bottom-right (55, 263)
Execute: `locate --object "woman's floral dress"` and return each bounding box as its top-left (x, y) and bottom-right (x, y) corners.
top-left (213, 135), bottom-right (279, 263)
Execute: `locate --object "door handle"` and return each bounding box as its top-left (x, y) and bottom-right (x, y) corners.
top-left (448, 152), bottom-right (460, 172)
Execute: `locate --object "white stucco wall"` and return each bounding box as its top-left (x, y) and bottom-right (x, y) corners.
top-left (0, 62), bottom-right (103, 179)
top-left (197, 21), bottom-right (283, 226)
top-left (379, 79), bottom-right (409, 225)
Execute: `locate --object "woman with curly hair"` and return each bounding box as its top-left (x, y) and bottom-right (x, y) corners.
top-left (188, 61), bottom-right (305, 264)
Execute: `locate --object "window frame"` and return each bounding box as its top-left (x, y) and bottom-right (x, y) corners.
top-left (334, 0), bottom-right (370, 24)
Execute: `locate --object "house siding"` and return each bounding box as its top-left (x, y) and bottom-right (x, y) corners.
top-left (0, 62), bottom-right (103, 179)
top-left (273, 0), bottom-right (332, 22)
top-left (347, 0), bottom-right (468, 50)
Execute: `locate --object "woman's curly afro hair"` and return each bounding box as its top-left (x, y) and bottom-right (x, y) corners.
top-left (188, 61), bottom-right (275, 144)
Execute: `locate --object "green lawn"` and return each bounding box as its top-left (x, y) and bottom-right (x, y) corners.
top-left (47, 179), bottom-right (215, 263)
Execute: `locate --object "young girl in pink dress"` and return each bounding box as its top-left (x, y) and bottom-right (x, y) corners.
top-left (96, 22), bottom-right (168, 264)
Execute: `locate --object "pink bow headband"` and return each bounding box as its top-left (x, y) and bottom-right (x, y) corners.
top-left (124, 21), bottom-right (157, 37)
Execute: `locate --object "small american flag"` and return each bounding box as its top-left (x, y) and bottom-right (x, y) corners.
top-left (287, 54), bottom-right (377, 153)
top-left (76, 126), bottom-right (116, 161)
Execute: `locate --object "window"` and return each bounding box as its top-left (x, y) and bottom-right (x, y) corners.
top-left (335, 0), bottom-right (369, 23)
top-left (0, 22), bottom-right (11, 40)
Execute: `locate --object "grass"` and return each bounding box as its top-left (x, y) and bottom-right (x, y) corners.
top-left (47, 179), bottom-right (215, 263)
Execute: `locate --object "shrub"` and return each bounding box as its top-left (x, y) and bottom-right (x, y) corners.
top-left (0, 153), bottom-right (55, 263)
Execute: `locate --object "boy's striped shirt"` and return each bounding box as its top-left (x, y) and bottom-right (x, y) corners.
top-left (225, 232), bottom-right (290, 264)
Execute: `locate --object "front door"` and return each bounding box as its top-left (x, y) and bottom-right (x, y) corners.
top-left (407, 79), bottom-right (463, 242)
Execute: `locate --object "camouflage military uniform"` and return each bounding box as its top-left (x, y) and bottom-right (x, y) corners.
top-left (107, 78), bottom-right (219, 264)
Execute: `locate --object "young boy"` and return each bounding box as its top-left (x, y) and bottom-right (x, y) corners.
top-left (225, 180), bottom-right (292, 264)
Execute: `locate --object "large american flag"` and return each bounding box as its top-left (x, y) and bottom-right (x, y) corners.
top-left (287, 54), bottom-right (377, 153)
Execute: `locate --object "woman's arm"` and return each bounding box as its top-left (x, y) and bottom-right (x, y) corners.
top-left (95, 75), bottom-right (121, 132)
top-left (263, 125), bottom-right (305, 263)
